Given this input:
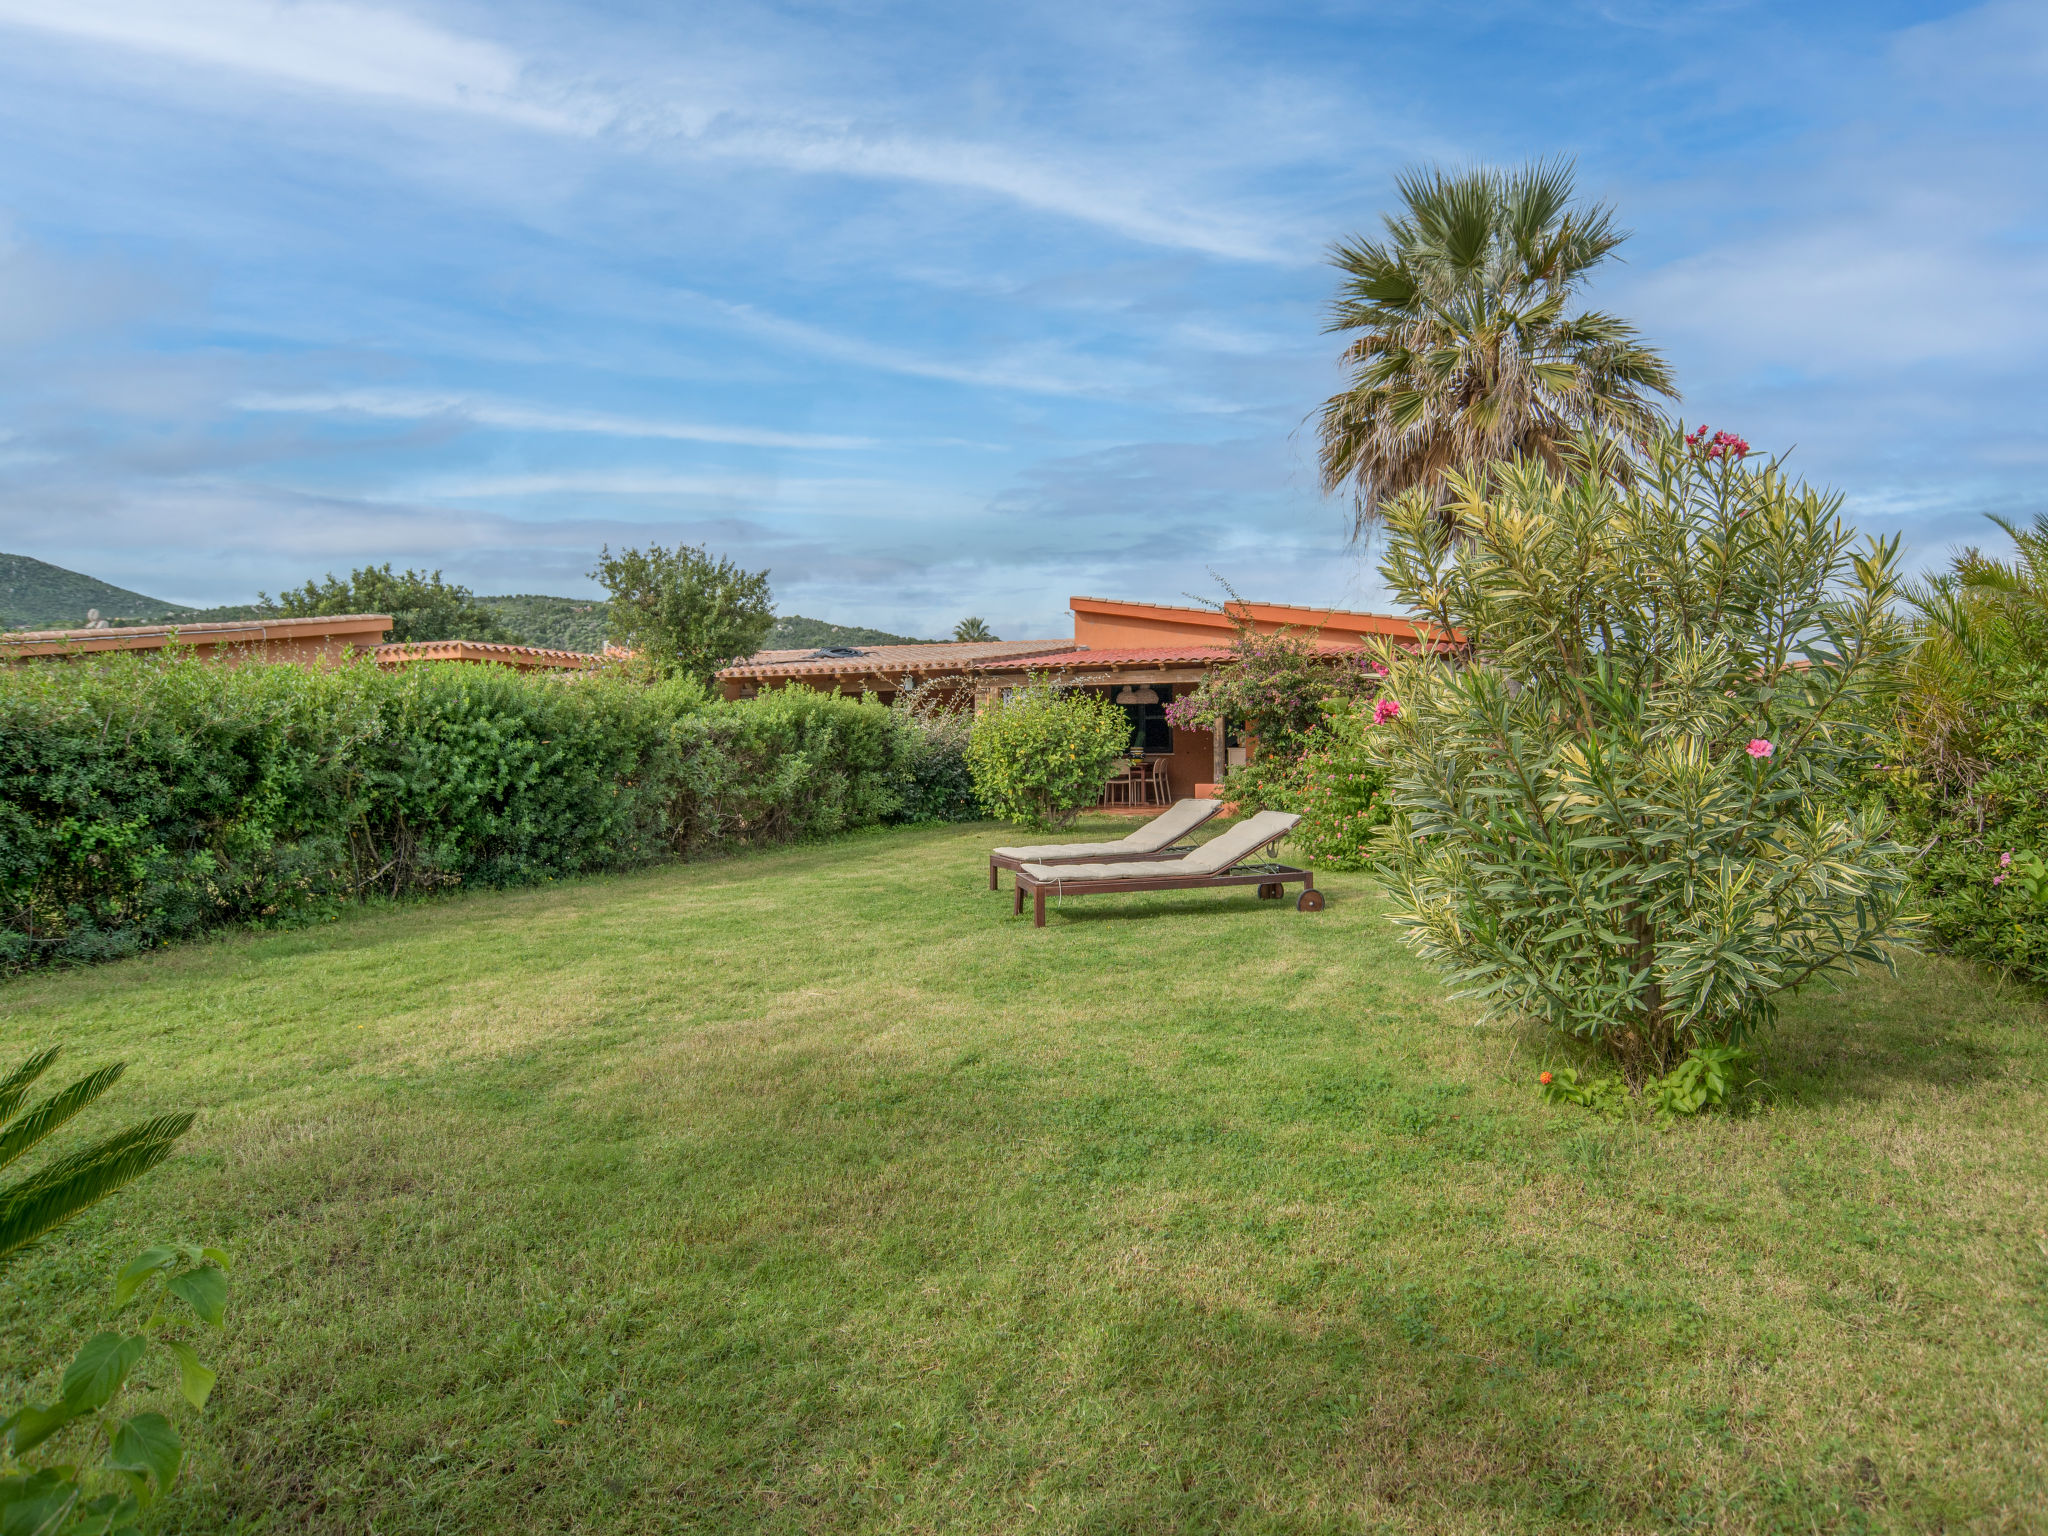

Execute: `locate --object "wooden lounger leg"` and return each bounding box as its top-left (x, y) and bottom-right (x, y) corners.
top-left (1033, 887), bottom-right (1046, 928)
top-left (1014, 882), bottom-right (1024, 916)
top-left (990, 859), bottom-right (1000, 890)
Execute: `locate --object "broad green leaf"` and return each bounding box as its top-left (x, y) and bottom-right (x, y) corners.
top-left (6, 1396), bottom-right (87, 1454)
top-left (199, 1246), bottom-right (233, 1272)
top-left (161, 1340), bottom-right (217, 1410)
top-left (59, 1333), bottom-right (146, 1413)
top-left (108, 1413), bottom-right (182, 1501)
top-left (165, 1266), bottom-right (227, 1327)
top-left (113, 1248), bottom-right (178, 1309)
top-left (0, 1466), bottom-right (83, 1533)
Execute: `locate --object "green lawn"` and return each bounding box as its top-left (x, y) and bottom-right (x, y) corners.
top-left (2, 820), bottom-right (2044, 1534)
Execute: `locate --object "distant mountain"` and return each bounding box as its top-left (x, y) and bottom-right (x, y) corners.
top-left (469, 605), bottom-right (934, 654)
top-left (1, 554), bottom-right (931, 653)
top-left (0, 553), bottom-right (195, 630)
top-left (766, 616), bottom-right (932, 648)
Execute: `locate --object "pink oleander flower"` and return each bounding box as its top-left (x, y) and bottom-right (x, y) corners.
top-left (1994, 873), bottom-right (2007, 887)
top-left (1373, 698), bottom-right (1401, 725)
top-left (1746, 738), bottom-right (1773, 759)
top-left (2001, 851), bottom-right (2013, 867)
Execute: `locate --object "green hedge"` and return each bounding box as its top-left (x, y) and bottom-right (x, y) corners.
top-left (1889, 666), bottom-right (2048, 983)
top-left (0, 654), bottom-right (945, 971)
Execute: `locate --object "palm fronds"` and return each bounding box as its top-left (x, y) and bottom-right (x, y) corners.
top-left (0, 1046), bottom-right (193, 1267)
top-left (1318, 159), bottom-right (1679, 536)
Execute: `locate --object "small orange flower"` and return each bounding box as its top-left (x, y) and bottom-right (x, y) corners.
top-left (1538, 1071), bottom-right (1553, 1085)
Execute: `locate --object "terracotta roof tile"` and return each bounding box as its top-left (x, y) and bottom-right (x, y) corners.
top-left (374, 640), bottom-right (602, 670)
top-left (717, 639), bottom-right (1071, 680)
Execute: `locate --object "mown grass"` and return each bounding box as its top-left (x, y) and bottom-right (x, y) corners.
top-left (1, 818), bottom-right (2044, 1534)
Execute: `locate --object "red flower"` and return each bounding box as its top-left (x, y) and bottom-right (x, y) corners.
top-left (1538, 1071), bottom-right (1553, 1085)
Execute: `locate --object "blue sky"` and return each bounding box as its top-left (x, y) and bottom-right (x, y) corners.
top-left (0, 0), bottom-right (2042, 639)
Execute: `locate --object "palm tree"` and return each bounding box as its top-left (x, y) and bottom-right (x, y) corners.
top-left (1317, 159), bottom-right (1678, 536)
top-left (953, 617), bottom-right (996, 642)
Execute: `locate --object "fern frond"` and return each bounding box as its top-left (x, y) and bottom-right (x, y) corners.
top-left (0, 1063), bottom-right (127, 1173)
top-left (0, 1112), bottom-right (196, 1266)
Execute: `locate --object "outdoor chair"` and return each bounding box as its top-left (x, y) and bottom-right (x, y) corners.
top-left (1008, 810), bottom-right (1322, 927)
top-left (988, 797), bottom-right (1222, 889)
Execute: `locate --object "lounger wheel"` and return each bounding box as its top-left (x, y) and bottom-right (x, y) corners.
top-left (1256, 882), bottom-right (1282, 900)
top-left (1296, 888), bottom-right (1325, 912)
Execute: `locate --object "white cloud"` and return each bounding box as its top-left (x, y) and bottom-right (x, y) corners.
top-left (235, 389), bottom-right (874, 450)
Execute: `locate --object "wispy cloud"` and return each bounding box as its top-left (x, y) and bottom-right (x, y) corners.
top-left (235, 389), bottom-right (874, 450)
top-left (0, 0), bottom-right (597, 130)
top-left (0, 0), bottom-right (1296, 262)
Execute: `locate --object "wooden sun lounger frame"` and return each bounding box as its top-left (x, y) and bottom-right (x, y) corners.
top-left (1010, 825), bottom-right (1322, 928)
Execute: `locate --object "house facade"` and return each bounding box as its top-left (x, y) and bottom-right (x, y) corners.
top-left (713, 595), bottom-right (1430, 803)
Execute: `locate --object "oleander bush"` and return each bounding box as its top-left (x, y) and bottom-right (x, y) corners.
top-left (1369, 424), bottom-right (1917, 1080)
top-left (0, 653), bottom-right (917, 971)
top-left (965, 677), bottom-right (1131, 830)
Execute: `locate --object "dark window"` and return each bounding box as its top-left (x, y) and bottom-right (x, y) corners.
top-left (1122, 700), bottom-right (1173, 755)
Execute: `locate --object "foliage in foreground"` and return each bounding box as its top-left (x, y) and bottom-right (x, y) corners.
top-left (0, 655), bottom-right (929, 970)
top-left (1, 1048), bottom-right (193, 1270)
top-left (966, 678), bottom-right (1130, 830)
top-left (262, 564), bottom-right (514, 646)
top-left (2, 1244), bottom-right (229, 1535)
top-left (1317, 157), bottom-right (1677, 535)
top-left (1370, 425), bottom-right (1917, 1079)
top-left (590, 543), bottom-right (773, 684)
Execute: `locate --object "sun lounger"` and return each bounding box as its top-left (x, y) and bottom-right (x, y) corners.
top-left (988, 798), bottom-right (1223, 889)
top-left (1009, 810), bottom-right (1322, 926)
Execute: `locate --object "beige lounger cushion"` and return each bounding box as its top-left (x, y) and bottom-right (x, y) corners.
top-left (991, 798), bottom-right (1220, 861)
top-left (1019, 810), bottom-right (1301, 885)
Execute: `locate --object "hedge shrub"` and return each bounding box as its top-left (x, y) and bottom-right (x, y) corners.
top-left (965, 678), bottom-right (1130, 830)
top-left (0, 654), bottom-right (922, 971)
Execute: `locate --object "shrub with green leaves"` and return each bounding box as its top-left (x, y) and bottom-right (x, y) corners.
top-left (888, 691), bottom-right (979, 825)
top-left (1879, 514), bottom-right (2048, 984)
top-left (1289, 703), bottom-right (1392, 870)
top-left (262, 563), bottom-right (513, 644)
top-left (1370, 426), bottom-right (1916, 1080)
top-left (0, 654), bottom-right (920, 971)
top-left (965, 678), bottom-right (1131, 830)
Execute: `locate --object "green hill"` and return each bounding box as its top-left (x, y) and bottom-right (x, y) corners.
top-left (765, 616), bottom-right (931, 648)
top-left (0, 552), bottom-right (195, 630)
top-left (471, 602), bottom-right (931, 654)
top-left (475, 595), bottom-right (611, 652)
